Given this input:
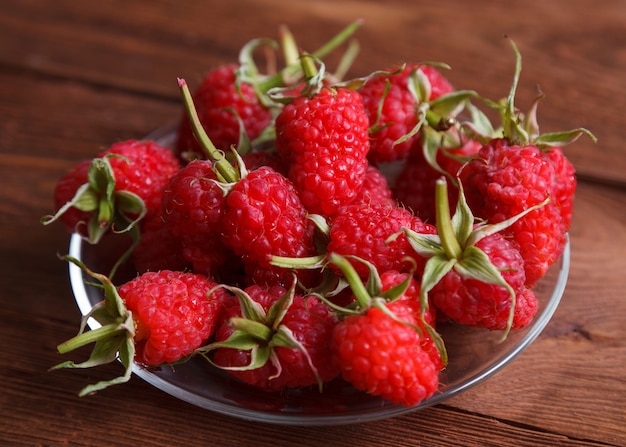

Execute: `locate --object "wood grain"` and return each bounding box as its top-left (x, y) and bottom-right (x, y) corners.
top-left (1, 0), bottom-right (625, 446)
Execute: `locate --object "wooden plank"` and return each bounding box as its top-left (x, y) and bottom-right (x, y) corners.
top-left (1, 0), bottom-right (624, 185)
top-left (0, 307), bottom-right (610, 447)
top-left (446, 182), bottom-right (626, 445)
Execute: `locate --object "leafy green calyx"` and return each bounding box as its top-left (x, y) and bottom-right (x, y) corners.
top-left (401, 177), bottom-right (549, 337)
top-left (196, 278), bottom-right (324, 390)
top-left (50, 256), bottom-right (135, 397)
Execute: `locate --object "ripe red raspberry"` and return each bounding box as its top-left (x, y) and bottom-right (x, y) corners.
top-left (327, 200), bottom-right (435, 279)
top-left (359, 64), bottom-right (454, 164)
top-left (160, 159), bottom-right (239, 276)
top-left (401, 177), bottom-right (540, 333)
top-left (103, 140), bottom-right (181, 217)
top-left (459, 139), bottom-right (562, 286)
top-left (119, 270), bottom-right (225, 366)
top-left (379, 270), bottom-right (442, 371)
top-left (541, 146), bottom-right (576, 235)
top-left (394, 138), bottom-right (481, 222)
top-left (175, 64), bottom-right (272, 159)
top-left (352, 164), bottom-right (395, 207)
top-left (332, 301), bottom-right (439, 406)
top-left (220, 166), bottom-right (315, 270)
top-left (430, 232), bottom-right (536, 330)
top-left (50, 140), bottom-right (180, 241)
top-left (132, 212), bottom-right (189, 274)
top-left (275, 87), bottom-right (371, 217)
top-left (210, 284), bottom-right (340, 392)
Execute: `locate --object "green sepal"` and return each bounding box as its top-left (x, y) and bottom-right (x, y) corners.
top-left (428, 89), bottom-right (478, 120)
top-left (401, 177), bottom-right (549, 337)
top-left (196, 278), bottom-right (324, 389)
top-left (533, 128), bottom-right (597, 148)
top-left (51, 255), bottom-right (135, 396)
top-left (41, 154), bottom-right (146, 249)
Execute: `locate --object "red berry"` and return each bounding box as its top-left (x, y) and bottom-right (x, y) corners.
top-left (459, 139), bottom-right (563, 286)
top-left (175, 64), bottom-right (272, 159)
top-left (212, 285), bottom-right (339, 391)
top-left (103, 140), bottom-right (181, 217)
top-left (379, 270), bottom-right (442, 370)
top-left (332, 301), bottom-right (439, 406)
top-left (430, 232), bottom-right (535, 330)
top-left (161, 159), bottom-right (239, 276)
top-left (327, 200), bottom-right (434, 279)
top-left (118, 270), bottom-right (225, 366)
top-left (359, 64), bottom-right (454, 164)
top-left (220, 166), bottom-right (315, 270)
top-left (132, 212), bottom-right (189, 274)
top-left (51, 140), bottom-right (180, 239)
top-left (275, 87), bottom-right (371, 217)
top-left (352, 164), bottom-right (395, 207)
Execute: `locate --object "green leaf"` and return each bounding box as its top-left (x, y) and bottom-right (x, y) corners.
top-left (429, 90), bottom-right (477, 118)
top-left (455, 245), bottom-right (517, 337)
top-left (450, 181), bottom-right (474, 247)
top-left (534, 127), bottom-right (597, 147)
top-left (419, 255), bottom-right (457, 306)
top-left (403, 229), bottom-right (444, 258)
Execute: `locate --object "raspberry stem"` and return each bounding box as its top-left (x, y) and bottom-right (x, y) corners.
top-left (258, 20), bottom-right (363, 92)
top-left (434, 178), bottom-right (463, 259)
top-left (177, 78), bottom-right (240, 183)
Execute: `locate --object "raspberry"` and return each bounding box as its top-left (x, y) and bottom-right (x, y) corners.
top-left (220, 166), bottom-right (315, 270)
top-left (52, 264), bottom-right (226, 396)
top-left (359, 64), bottom-right (454, 164)
top-left (49, 140), bottom-right (180, 242)
top-left (275, 87), bottom-right (370, 217)
top-left (103, 140), bottom-right (180, 218)
top-left (352, 164), bottom-right (395, 207)
top-left (327, 200), bottom-right (434, 279)
top-left (132, 212), bottom-right (189, 274)
top-left (175, 64), bottom-right (272, 159)
top-left (119, 270), bottom-right (225, 366)
top-left (379, 270), bottom-right (442, 370)
top-left (210, 284), bottom-right (339, 392)
top-left (430, 232), bottom-right (534, 330)
top-left (459, 139), bottom-right (562, 286)
top-left (332, 302), bottom-right (439, 406)
top-left (160, 159), bottom-right (238, 276)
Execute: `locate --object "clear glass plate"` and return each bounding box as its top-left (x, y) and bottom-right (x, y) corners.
top-left (67, 127), bottom-right (569, 425)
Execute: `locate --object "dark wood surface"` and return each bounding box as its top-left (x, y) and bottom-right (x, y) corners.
top-left (2, 1), bottom-right (625, 446)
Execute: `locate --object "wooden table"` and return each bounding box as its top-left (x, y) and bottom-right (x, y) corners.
top-left (2, 1), bottom-right (625, 446)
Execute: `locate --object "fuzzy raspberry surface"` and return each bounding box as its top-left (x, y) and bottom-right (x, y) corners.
top-left (175, 64), bottom-right (272, 158)
top-left (118, 270), bottom-right (224, 366)
top-left (430, 232), bottom-right (536, 330)
top-left (275, 87), bottom-right (371, 217)
top-left (328, 201), bottom-right (435, 279)
top-left (379, 270), bottom-right (442, 371)
top-left (212, 285), bottom-right (340, 392)
top-left (221, 166), bottom-right (315, 269)
top-left (460, 138), bottom-right (565, 286)
top-left (332, 301), bottom-right (439, 406)
top-left (102, 140), bottom-right (181, 218)
top-left (359, 64), bottom-right (454, 164)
